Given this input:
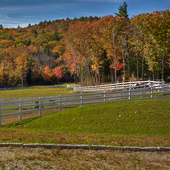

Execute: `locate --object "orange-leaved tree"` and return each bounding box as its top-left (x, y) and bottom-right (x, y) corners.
top-left (131, 10), bottom-right (170, 80)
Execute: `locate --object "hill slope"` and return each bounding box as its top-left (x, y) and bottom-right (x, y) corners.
top-left (1, 97), bottom-right (170, 146)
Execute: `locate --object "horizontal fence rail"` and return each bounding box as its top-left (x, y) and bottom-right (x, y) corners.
top-left (73, 80), bottom-right (165, 92)
top-left (0, 84), bottom-right (170, 125)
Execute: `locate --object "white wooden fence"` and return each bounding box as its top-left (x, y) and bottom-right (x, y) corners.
top-left (73, 80), bottom-right (164, 92)
top-left (0, 84), bottom-right (170, 126)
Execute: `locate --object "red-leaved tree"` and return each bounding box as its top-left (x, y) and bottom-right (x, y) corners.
top-left (54, 66), bottom-right (63, 79)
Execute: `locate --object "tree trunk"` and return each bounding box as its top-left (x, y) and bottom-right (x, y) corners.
top-left (134, 28), bottom-right (139, 80)
top-left (3, 62), bottom-right (6, 87)
top-left (21, 72), bottom-right (24, 87)
top-left (137, 54), bottom-right (139, 80)
top-left (114, 50), bottom-right (117, 82)
top-left (141, 56), bottom-right (144, 80)
top-left (161, 52), bottom-right (165, 81)
top-left (110, 67), bottom-right (114, 83)
top-left (123, 56), bottom-right (126, 82)
top-left (98, 68), bottom-right (101, 84)
top-left (74, 49), bottom-right (83, 85)
top-left (112, 29), bottom-right (117, 83)
top-left (128, 51), bottom-right (130, 79)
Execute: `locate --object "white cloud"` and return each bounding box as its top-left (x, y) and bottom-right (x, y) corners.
top-left (0, 3), bottom-right (65, 28)
top-left (0, 3), bottom-right (65, 14)
top-left (0, 14), bottom-right (36, 28)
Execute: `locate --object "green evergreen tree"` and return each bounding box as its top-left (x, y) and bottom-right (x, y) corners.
top-left (0, 24), bottom-right (3, 29)
top-left (115, 1), bottom-right (128, 20)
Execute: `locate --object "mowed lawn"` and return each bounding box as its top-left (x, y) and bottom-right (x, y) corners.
top-left (0, 97), bottom-right (170, 147)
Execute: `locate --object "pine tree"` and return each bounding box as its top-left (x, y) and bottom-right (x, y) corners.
top-left (0, 24), bottom-right (3, 29)
top-left (115, 1), bottom-right (128, 20)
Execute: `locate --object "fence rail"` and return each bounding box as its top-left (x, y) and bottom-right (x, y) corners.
top-left (0, 84), bottom-right (170, 126)
top-left (73, 80), bottom-right (165, 92)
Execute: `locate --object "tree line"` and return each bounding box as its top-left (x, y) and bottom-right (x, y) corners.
top-left (0, 2), bottom-right (169, 87)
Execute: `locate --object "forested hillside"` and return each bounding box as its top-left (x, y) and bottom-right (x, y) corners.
top-left (0, 10), bottom-right (169, 87)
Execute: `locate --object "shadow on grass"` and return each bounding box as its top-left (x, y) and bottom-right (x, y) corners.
top-left (4, 116), bottom-right (39, 128)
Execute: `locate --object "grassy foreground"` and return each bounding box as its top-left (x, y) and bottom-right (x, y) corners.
top-left (0, 97), bottom-right (169, 146)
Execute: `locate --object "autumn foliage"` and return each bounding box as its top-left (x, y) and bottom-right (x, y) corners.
top-left (54, 66), bottom-right (63, 79)
top-left (42, 65), bottom-right (53, 81)
top-left (0, 10), bottom-right (169, 87)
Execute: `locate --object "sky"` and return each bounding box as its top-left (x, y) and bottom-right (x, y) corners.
top-left (0, 0), bottom-right (169, 28)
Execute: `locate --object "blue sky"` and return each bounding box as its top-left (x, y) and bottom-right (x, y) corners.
top-left (0, 0), bottom-right (169, 28)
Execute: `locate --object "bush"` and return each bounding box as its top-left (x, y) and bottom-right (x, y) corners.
top-left (165, 76), bottom-right (170, 83)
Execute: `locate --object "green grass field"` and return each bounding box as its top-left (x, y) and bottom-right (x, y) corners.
top-left (0, 87), bottom-right (74, 98)
top-left (0, 97), bottom-right (170, 147)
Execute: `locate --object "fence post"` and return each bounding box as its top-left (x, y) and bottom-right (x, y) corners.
top-left (129, 81), bottom-right (131, 90)
top-left (129, 87), bottom-right (131, 100)
top-left (162, 81), bottom-right (165, 95)
top-left (116, 83), bottom-right (118, 91)
top-left (39, 97), bottom-right (42, 116)
top-left (151, 87), bottom-right (153, 98)
top-left (59, 95), bottom-right (61, 111)
top-left (148, 79), bottom-right (150, 86)
top-left (19, 99), bottom-right (22, 121)
top-left (80, 93), bottom-right (83, 107)
top-left (0, 102), bottom-right (1, 126)
top-left (140, 90), bottom-right (143, 99)
top-left (104, 91), bottom-right (106, 102)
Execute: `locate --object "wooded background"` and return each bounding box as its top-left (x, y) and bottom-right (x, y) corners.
top-left (0, 3), bottom-right (169, 87)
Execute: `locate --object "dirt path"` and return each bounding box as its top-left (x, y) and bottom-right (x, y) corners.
top-left (0, 147), bottom-right (169, 169)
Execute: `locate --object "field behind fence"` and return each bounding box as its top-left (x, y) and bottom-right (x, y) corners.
top-left (0, 82), bottom-right (170, 126)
